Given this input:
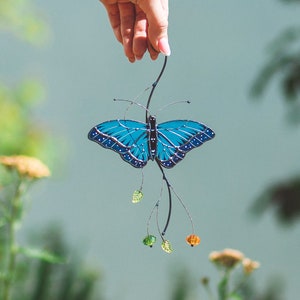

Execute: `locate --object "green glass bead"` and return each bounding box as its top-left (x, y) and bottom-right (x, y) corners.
top-left (132, 190), bottom-right (143, 203)
top-left (143, 235), bottom-right (156, 247)
top-left (161, 240), bottom-right (173, 253)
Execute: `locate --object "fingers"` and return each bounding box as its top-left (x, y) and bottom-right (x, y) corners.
top-left (132, 6), bottom-right (148, 60)
top-left (118, 2), bottom-right (136, 62)
top-left (118, 3), bottom-right (152, 62)
top-left (147, 40), bottom-right (159, 61)
top-left (137, 0), bottom-right (170, 56)
top-left (101, 3), bottom-right (122, 43)
top-left (100, 0), bottom-right (169, 62)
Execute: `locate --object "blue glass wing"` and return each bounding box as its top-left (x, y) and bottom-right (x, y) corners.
top-left (88, 119), bottom-right (149, 168)
top-left (157, 120), bottom-right (215, 168)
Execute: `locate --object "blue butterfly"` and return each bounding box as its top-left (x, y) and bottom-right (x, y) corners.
top-left (88, 115), bottom-right (215, 169)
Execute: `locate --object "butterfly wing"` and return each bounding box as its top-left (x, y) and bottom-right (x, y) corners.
top-left (88, 119), bottom-right (149, 168)
top-left (157, 120), bottom-right (215, 168)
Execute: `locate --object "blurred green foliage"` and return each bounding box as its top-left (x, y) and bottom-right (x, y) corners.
top-left (0, 1), bottom-right (103, 300)
top-left (0, 0), bottom-right (49, 45)
top-left (232, 276), bottom-right (285, 300)
top-left (251, 176), bottom-right (300, 225)
top-left (9, 226), bottom-right (102, 300)
top-left (0, 0), bottom-right (56, 165)
top-left (250, 0), bottom-right (300, 228)
top-left (251, 27), bottom-right (300, 103)
top-left (0, 80), bottom-right (56, 165)
top-left (0, 163), bottom-right (104, 300)
top-left (169, 267), bottom-right (194, 300)
top-left (251, 0), bottom-right (300, 123)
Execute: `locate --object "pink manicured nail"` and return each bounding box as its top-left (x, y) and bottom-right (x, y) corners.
top-left (158, 38), bottom-right (171, 56)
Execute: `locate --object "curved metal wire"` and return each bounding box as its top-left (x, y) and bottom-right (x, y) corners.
top-left (145, 56), bottom-right (194, 238)
top-left (145, 56), bottom-right (168, 121)
top-left (144, 56), bottom-right (173, 236)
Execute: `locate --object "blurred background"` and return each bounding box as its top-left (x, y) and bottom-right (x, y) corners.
top-left (1, 0), bottom-right (300, 299)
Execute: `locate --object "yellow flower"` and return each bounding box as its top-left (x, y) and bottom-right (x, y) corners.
top-left (242, 258), bottom-right (260, 275)
top-left (0, 155), bottom-right (50, 179)
top-left (209, 248), bottom-right (244, 269)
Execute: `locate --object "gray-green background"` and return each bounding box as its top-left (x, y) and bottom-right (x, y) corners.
top-left (2, 0), bottom-right (300, 299)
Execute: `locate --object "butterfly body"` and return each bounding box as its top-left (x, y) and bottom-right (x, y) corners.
top-left (148, 115), bottom-right (158, 160)
top-left (88, 115), bottom-right (215, 169)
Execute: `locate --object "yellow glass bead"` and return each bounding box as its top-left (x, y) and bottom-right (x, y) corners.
top-left (132, 190), bottom-right (143, 203)
top-left (161, 240), bottom-right (173, 253)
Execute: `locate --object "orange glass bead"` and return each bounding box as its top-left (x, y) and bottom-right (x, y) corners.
top-left (186, 234), bottom-right (201, 247)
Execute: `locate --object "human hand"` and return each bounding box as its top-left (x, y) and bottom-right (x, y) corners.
top-left (100, 0), bottom-right (170, 62)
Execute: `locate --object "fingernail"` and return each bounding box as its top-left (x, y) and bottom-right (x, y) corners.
top-left (128, 56), bottom-right (135, 63)
top-left (158, 38), bottom-right (171, 56)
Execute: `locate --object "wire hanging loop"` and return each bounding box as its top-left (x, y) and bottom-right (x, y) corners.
top-left (145, 56), bottom-right (168, 121)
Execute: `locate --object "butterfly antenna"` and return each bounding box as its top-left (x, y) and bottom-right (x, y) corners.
top-left (113, 99), bottom-right (150, 116)
top-left (156, 100), bottom-right (191, 116)
top-left (145, 56), bottom-right (168, 121)
top-left (114, 85), bottom-right (151, 118)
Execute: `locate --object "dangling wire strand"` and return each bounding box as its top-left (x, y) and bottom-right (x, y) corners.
top-left (156, 159), bottom-right (196, 236)
top-left (146, 201), bottom-right (158, 236)
top-left (155, 201), bottom-right (165, 242)
top-left (170, 185), bottom-right (195, 234)
top-left (146, 181), bottom-right (165, 241)
top-left (139, 168), bottom-right (144, 191)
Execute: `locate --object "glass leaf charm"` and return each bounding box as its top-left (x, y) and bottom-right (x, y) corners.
top-left (161, 240), bottom-right (173, 253)
top-left (186, 234), bottom-right (201, 247)
top-left (132, 190), bottom-right (143, 203)
top-left (143, 235), bottom-right (156, 247)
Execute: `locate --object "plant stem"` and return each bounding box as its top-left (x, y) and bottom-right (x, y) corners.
top-left (229, 273), bottom-right (248, 297)
top-left (218, 269), bottom-right (230, 300)
top-left (2, 178), bottom-right (23, 300)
